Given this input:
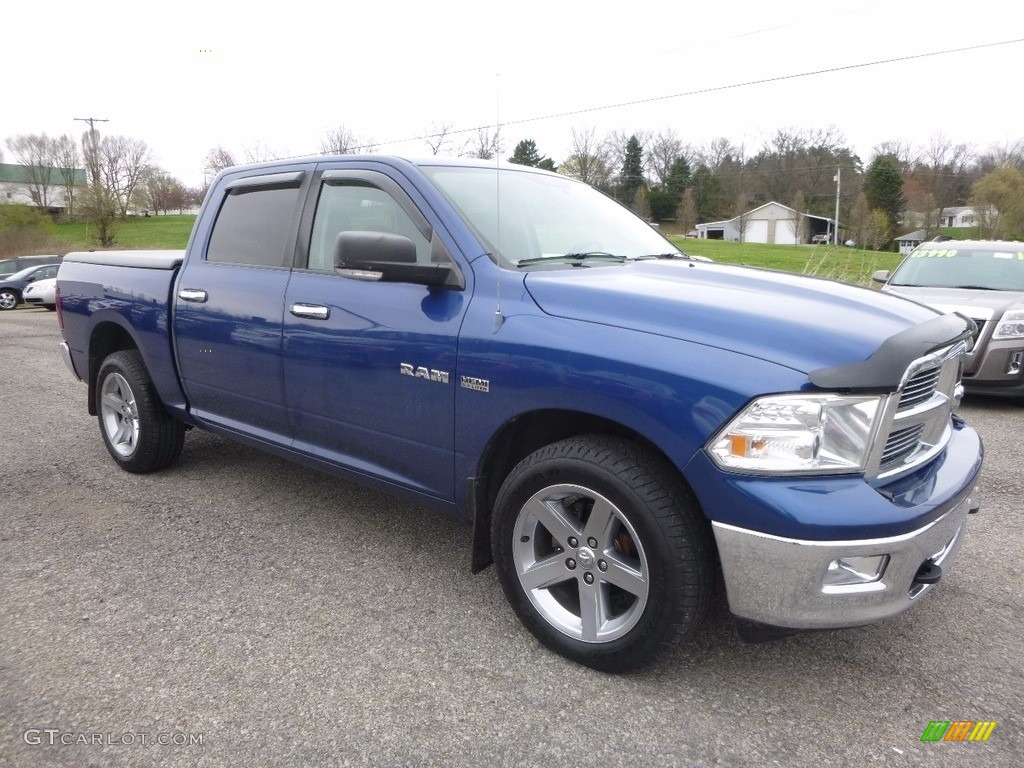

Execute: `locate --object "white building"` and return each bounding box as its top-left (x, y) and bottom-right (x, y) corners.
top-left (695, 201), bottom-right (837, 244)
top-left (0, 162), bottom-right (86, 215)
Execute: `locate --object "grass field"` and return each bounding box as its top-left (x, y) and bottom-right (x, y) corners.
top-left (51, 214), bottom-right (197, 251)
top-left (39, 214), bottom-right (903, 286)
top-left (667, 237), bottom-right (904, 286)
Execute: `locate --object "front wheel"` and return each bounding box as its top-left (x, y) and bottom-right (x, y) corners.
top-left (96, 350), bottom-right (185, 473)
top-left (0, 289), bottom-right (19, 310)
top-left (492, 436), bottom-right (712, 672)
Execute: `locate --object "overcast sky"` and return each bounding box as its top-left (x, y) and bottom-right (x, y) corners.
top-left (4, 1), bottom-right (1022, 188)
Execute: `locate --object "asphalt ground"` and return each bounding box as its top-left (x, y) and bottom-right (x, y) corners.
top-left (1, 307), bottom-right (1021, 767)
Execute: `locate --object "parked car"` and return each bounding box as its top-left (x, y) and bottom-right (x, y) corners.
top-left (22, 277), bottom-right (57, 310)
top-left (0, 263), bottom-right (61, 310)
top-left (0, 255), bottom-right (63, 280)
top-left (874, 239), bottom-right (1024, 397)
top-left (811, 234), bottom-right (830, 245)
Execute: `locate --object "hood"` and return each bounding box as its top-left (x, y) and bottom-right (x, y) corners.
top-left (882, 285), bottom-right (1024, 321)
top-left (524, 261), bottom-right (943, 375)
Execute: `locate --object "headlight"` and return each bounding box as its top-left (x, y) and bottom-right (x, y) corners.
top-left (708, 394), bottom-right (883, 474)
top-left (993, 309), bottom-right (1024, 340)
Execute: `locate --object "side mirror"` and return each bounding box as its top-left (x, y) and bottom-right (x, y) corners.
top-left (334, 231), bottom-right (455, 289)
top-left (871, 270), bottom-right (891, 284)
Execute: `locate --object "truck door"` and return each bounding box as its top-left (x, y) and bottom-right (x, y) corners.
top-left (174, 169), bottom-right (308, 442)
top-left (282, 167), bottom-right (468, 500)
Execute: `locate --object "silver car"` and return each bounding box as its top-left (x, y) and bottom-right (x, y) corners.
top-left (874, 239), bottom-right (1024, 398)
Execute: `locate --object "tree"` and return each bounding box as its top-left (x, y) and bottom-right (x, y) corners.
top-left (690, 164), bottom-right (728, 222)
top-left (203, 146), bottom-right (236, 180)
top-left (508, 139), bottom-right (554, 169)
top-left (5, 134), bottom-right (59, 207)
top-left (77, 184), bottom-right (119, 247)
top-left (242, 142), bottom-right (280, 163)
top-left (679, 189), bottom-right (698, 233)
top-left (560, 126), bottom-right (612, 189)
top-left (99, 135), bottom-right (152, 217)
top-left (618, 135), bottom-right (645, 205)
top-left (647, 128), bottom-right (686, 188)
top-left (53, 135), bottom-right (81, 215)
top-left (632, 186), bottom-right (651, 220)
top-left (320, 126), bottom-right (375, 155)
top-left (971, 165), bottom-right (1024, 239)
top-left (791, 190), bottom-right (808, 243)
top-left (420, 122), bottom-right (465, 156)
top-left (145, 169), bottom-right (187, 215)
top-left (466, 127), bottom-right (502, 160)
top-left (863, 155), bottom-right (904, 244)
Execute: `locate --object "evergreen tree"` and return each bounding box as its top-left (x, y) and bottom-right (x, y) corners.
top-left (863, 155), bottom-right (905, 243)
top-left (665, 157), bottom-right (692, 199)
top-left (508, 139), bottom-right (553, 169)
top-left (619, 135), bottom-right (645, 204)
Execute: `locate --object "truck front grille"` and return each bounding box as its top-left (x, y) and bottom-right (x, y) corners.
top-left (871, 341), bottom-right (967, 480)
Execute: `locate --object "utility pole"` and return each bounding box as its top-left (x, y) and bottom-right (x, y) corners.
top-left (833, 166), bottom-right (842, 245)
top-left (74, 116), bottom-right (108, 186)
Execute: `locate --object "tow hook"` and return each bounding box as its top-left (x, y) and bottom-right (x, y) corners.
top-left (913, 561), bottom-right (943, 586)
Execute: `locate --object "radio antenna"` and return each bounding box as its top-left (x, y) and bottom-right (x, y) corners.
top-left (493, 72), bottom-right (505, 333)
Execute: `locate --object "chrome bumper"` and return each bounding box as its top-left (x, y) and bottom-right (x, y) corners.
top-left (712, 491), bottom-right (974, 630)
top-left (60, 341), bottom-right (82, 381)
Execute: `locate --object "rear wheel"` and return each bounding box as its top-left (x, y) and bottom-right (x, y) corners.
top-left (96, 350), bottom-right (185, 473)
top-left (492, 435), bottom-right (712, 672)
top-left (0, 289), bottom-right (19, 310)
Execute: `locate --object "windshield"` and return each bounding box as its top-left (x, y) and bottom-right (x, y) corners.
top-left (5, 265), bottom-right (51, 281)
top-left (420, 165), bottom-right (681, 268)
top-left (890, 246), bottom-right (1024, 291)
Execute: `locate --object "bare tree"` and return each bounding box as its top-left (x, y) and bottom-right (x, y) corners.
top-left (203, 146), bottom-right (237, 180)
top-left (5, 134), bottom-right (59, 207)
top-left (320, 126), bottom-right (375, 155)
top-left (559, 126), bottom-right (613, 189)
top-left (872, 139), bottom-right (920, 174)
top-left (679, 189), bottom-right (698, 233)
top-left (918, 132), bottom-right (974, 226)
top-left (465, 127), bottom-right (502, 160)
top-left (791, 190), bottom-right (808, 243)
top-left (145, 168), bottom-right (187, 215)
top-left (420, 121), bottom-right (468, 156)
top-left (52, 135), bottom-right (81, 214)
top-left (647, 128), bottom-right (686, 188)
top-left (100, 136), bottom-right (152, 217)
top-left (242, 142), bottom-right (281, 163)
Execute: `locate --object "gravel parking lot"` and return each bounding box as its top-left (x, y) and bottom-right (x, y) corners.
top-left (1, 307), bottom-right (1021, 767)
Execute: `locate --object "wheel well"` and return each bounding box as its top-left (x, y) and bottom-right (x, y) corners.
top-left (87, 323), bottom-right (139, 415)
top-left (470, 410), bottom-right (695, 572)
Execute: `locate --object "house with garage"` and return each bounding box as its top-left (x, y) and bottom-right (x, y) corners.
top-left (894, 230), bottom-right (926, 255)
top-left (695, 201), bottom-right (838, 244)
top-left (0, 162), bottom-right (86, 215)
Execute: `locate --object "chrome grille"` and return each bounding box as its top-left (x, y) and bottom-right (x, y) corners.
top-left (880, 424), bottom-right (925, 468)
top-left (870, 341), bottom-right (967, 480)
top-left (899, 366), bottom-right (941, 409)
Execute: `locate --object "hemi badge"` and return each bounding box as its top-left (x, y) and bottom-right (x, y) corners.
top-left (461, 376), bottom-right (490, 393)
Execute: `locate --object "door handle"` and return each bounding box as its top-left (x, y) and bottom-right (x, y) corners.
top-left (178, 289), bottom-right (208, 303)
top-left (290, 303), bottom-right (330, 320)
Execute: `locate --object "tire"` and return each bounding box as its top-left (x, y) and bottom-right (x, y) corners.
top-left (0, 289), bottom-right (19, 310)
top-left (96, 350), bottom-right (185, 473)
top-left (492, 435), bottom-right (712, 672)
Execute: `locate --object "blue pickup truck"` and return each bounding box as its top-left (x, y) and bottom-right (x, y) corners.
top-left (56, 156), bottom-right (983, 671)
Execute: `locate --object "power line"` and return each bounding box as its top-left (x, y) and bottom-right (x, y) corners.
top-left (363, 37), bottom-right (1024, 152)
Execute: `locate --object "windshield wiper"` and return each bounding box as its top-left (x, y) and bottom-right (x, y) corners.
top-left (517, 252), bottom-right (627, 267)
top-left (949, 285), bottom-right (999, 291)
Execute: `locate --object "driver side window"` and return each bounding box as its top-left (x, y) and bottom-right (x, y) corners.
top-left (308, 182), bottom-right (431, 272)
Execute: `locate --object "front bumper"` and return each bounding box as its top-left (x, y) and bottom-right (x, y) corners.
top-left (712, 490), bottom-right (974, 630)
